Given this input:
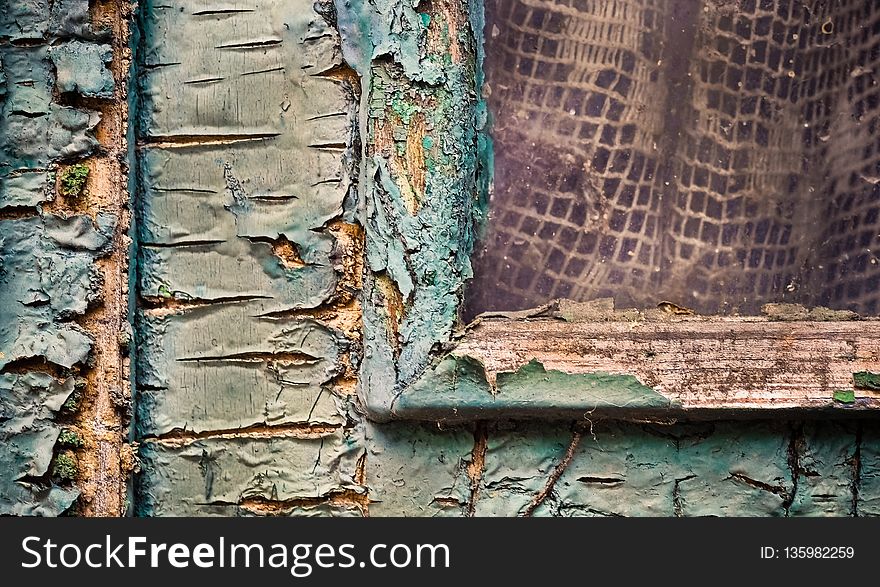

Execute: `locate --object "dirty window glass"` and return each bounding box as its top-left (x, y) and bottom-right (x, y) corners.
top-left (466, 0), bottom-right (880, 318)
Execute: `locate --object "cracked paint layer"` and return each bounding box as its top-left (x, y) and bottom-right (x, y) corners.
top-left (137, 305), bottom-right (348, 436)
top-left (0, 41), bottom-right (101, 209)
top-left (365, 421), bottom-right (475, 516)
top-left (132, 0), bottom-right (362, 515)
top-left (130, 0), bottom-right (880, 519)
top-left (134, 0), bottom-right (355, 429)
top-left (0, 373), bottom-right (80, 515)
top-left (355, 417), bottom-right (878, 517)
top-left (335, 0), bottom-right (491, 419)
top-left (50, 41), bottom-right (115, 99)
top-left (1, 215), bottom-right (114, 369)
top-left (136, 431), bottom-right (364, 517)
top-left (2, 0), bottom-right (877, 520)
top-left (0, 214), bottom-right (113, 515)
top-left (471, 421), bottom-right (573, 517)
top-left (789, 422), bottom-right (859, 516)
top-left (859, 425), bottom-right (880, 515)
top-left (136, 0), bottom-right (352, 307)
top-left (0, 1), bottom-right (103, 43)
top-left (0, 2), bottom-right (111, 196)
top-left (471, 421), bottom-right (795, 517)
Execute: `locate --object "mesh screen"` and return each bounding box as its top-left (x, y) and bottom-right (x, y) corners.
top-left (467, 0), bottom-right (880, 316)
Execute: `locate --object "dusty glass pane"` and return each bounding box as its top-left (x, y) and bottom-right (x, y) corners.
top-left (466, 0), bottom-right (880, 317)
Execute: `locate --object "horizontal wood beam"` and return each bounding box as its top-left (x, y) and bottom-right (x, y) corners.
top-left (388, 316), bottom-right (880, 421)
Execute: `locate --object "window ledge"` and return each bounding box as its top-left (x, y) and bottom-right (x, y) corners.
top-left (367, 313), bottom-right (880, 422)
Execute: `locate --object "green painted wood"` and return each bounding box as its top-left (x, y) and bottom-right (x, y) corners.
top-left (134, 0), bottom-right (356, 438)
top-left (132, 0), bottom-right (366, 515)
top-left (365, 422), bottom-right (475, 517)
top-left (137, 433), bottom-right (364, 516)
top-left (137, 307), bottom-right (347, 435)
top-left (0, 0), bottom-right (875, 519)
top-left (394, 355), bottom-right (673, 420)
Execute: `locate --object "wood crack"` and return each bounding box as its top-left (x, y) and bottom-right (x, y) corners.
top-left (141, 422), bottom-right (342, 445)
top-left (466, 422), bottom-right (488, 517)
top-left (521, 424), bottom-right (584, 516)
top-left (852, 423), bottom-right (863, 516)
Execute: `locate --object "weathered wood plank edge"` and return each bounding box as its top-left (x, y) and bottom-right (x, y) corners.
top-left (366, 317), bottom-right (880, 422)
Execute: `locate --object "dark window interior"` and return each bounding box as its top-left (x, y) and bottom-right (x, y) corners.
top-left (466, 0), bottom-right (880, 317)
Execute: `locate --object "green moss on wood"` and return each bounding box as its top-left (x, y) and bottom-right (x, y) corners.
top-left (59, 163), bottom-right (89, 197)
top-left (61, 380), bottom-right (85, 414)
top-left (854, 371), bottom-right (880, 391)
top-left (52, 451), bottom-right (78, 482)
top-left (57, 428), bottom-right (84, 448)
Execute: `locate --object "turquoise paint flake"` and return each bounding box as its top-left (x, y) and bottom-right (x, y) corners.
top-left (394, 356), bottom-right (672, 419)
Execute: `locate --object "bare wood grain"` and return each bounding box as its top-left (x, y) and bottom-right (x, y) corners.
top-left (453, 317), bottom-right (880, 412)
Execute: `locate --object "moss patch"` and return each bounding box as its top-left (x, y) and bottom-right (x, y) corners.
top-left (57, 428), bottom-right (84, 448)
top-left (59, 163), bottom-right (90, 197)
top-left (52, 451), bottom-right (78, 482)
top-left (854, 371), bottom-right (880, 391)
top-left (61, 379), bottom-right (85, 414)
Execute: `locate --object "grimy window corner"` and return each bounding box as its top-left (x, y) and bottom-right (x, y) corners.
top-left (360, 0), bottom-right (880, 421)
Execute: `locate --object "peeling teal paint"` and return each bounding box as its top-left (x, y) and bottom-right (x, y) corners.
top-left (139, 239), bottom-right (337, 308)
top-left (130, 0), bottom-right (880, 520)
top-left (0, 171), bottom-right (53, 209)
top-left (50, 41), bottom-right (115, 98)
top-left (124, 4), bottom-right (141, 517)
top-left (393, 355), bottom-right (671, 420)
top-left (135, 0), bottom-right (353, 314)
top-left (335, 0), bottom-right (443, 82)
top-left (135, 412), bottom-right (880, 517)
top-left (136, 308), bottom-right (349, 436)
top-left (1, 0), bottom-right (877, 520)
top-left (473, 421), bottom-right (572, 517)
top-left (0, 42), bottom-right (99, 179)
top-left (337, 0), bottom-right (491, 419)
top-left (136, 432), bottom-right (364, 517)
top-left (0, 0), bottom-right (118, 516)
top-left (0, 373), bottom-right (80, 515)
top-left (0, 0), bottom-right (110, 185)
top-left (366, 421), bottom-right (474, 516)
top-left (0, 213), bottom-right (115, 515)
top-left (0, 214), bottom-right (114, 370)
top-left (860, 426), bottom-right (880, 515)
top-left (472, 421), bottom-right (799, 517)
top-left (0, 0), bottom-right (108, 43)
top-left (789, 422), bottom-right (859, 516)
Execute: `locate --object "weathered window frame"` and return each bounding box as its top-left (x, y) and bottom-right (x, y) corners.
top-left (338, 0), bottom-right (880, 422)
